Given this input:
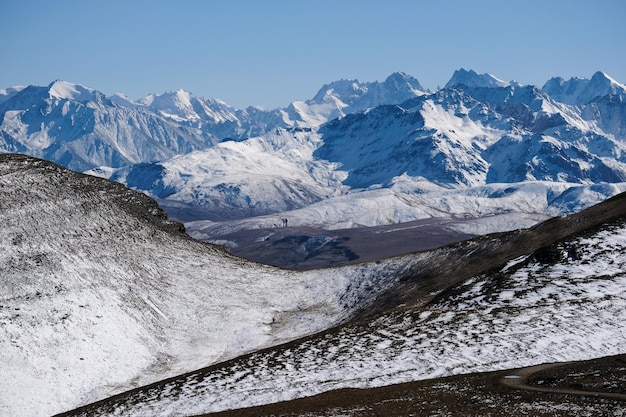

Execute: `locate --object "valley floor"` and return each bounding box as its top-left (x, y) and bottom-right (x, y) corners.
top-left (202, 218), bottom-right (476, 269)
top-left (200, 354), bottom-right (626, 417)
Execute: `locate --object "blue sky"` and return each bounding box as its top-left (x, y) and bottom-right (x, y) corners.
top-left (1, 0), bottom-right (624, 109)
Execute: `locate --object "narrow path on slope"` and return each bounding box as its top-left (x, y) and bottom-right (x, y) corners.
top-left (499, 362), bottom-right (626, 401)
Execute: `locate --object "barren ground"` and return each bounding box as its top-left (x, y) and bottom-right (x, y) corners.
top-left (199, 354), bottom-right (626, 417)
top-left (204, 218), bottom-right (475, 269)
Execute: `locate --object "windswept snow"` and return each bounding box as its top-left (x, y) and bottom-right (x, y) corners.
top-left (68, 208), bottom-right (626, 417)
top-left (0, 155), bottom-right (424, 417)
top-left (47, 80), bottom-right (99, 102)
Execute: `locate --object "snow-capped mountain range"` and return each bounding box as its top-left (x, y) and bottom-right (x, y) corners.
top-left (2, 69), bottom-right (626, 242)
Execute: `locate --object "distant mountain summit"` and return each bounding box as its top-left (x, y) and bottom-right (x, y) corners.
top-left (445, 68), bottom-right (512, 89)
top-left (310, 72), bottom-right (426, 109)
top-left (0, 73), bottom-right (427, 171)
top-left (138, 89), bottom-right (239, 123)
top-left (281, 72), bottom-right (426, 126)
top-left (47, 79), bottom-right (102, 102)
top-left (0, 82), bottom-right (214, 171)
top-left (2, 69), bottom-right (626, 236)
top-left (543, 71), bottom-right (626, 105)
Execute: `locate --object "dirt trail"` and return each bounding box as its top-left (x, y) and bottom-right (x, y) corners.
top-left (499, 362), bottom-right (626, 401)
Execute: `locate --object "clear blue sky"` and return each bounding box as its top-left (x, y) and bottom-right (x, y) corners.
top-left (1, 0), bottom-right (624, 109)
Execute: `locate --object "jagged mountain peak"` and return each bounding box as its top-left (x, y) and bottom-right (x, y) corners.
top-left (310, 73), bottom-right (425, 106)
top-left (310, 78), bottom-right (368, 103)
top-left (590, 70), bottom-right (623, 86)
top-left (542, 71), bottom-right (626, 105)
top-left (383, 71), bottom-right (425, 93)
top-left (2, 70), bottom-right (626, 226)
top-left (445, 68), bottom-right (510, 89)
top-left (588, 71), bottom-right (626, 97)
top-left (138, 88), bottom-right (236, 123)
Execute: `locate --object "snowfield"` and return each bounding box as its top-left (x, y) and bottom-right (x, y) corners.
top-left (1, 68), bottom-right (626, 416)
top-left (184, 180), bottom-right (626, 238)
top-left (65, 216), bottom-right (626, 417)
top-left (1, 154), bottom-right (623, 417)
top-left (0, 155), bottom-right (425, 417)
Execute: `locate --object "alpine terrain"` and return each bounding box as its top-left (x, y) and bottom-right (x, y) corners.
top-left (2, 70), bottom-right (626, 268)
top-left (1, 68), bottom-right (626, 416)
top-left (1, 155), bottom-right (626, 417)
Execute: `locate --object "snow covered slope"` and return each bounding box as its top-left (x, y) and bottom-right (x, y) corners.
top-left (104, 128), bottom-right (348, 220)
top-left (102, 70), bottom-right (626, 241)
top-left (0, 81), bottom-right (218, 171)
top-left (0, 155), bottom-right (428, 417)
top-left (60, 188), bottom-right (626, 417)
top-left (0, 74), bottom-right (426, 173)
top-left (543, 71), bottom-right (626, 105)
top-left (3, 70), bottom-right (626, 248)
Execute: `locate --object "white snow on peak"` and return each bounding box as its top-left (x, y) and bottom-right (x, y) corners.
top-left (311, 78), bottom-right (368, 104)
top-left (0, 85), bottom-right (26, 104)
top-left (139, 89), bottom-right (237, 123)
top-left (308, 73), bottom-right (425, 114)
top-left (542, 71), bottom-right (626, 105)
top-left (139, 89), bottom-right (194, 113)
top-left (286, 99), bottom-right (347, 126)
top-left (445, 68), bottom-right (510, 89)
top-left (109, 92), bottom-right (141, 108)
top-left (47, 80), bottom-right (98, 102)
top-left (384, 71), bottom-right (426, 94)
top-left (274, 73), bottom-right (426, 129)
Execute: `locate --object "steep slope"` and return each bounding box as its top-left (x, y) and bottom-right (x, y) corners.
top-left (543, 71), bottom-right (626, 105)
top-left (0, 75), bottom-right (427, 174)
top-left (0, 81), bottom-right (217, 171)
top-left (0, 155), bottom-right (428, 417)
top-left (445, 68), bottom-right (513, 89)
top-left (58, 190), bottom-right (626, 417)
top-left (543, 71), bottom-right (626, 141)
top-left (3, 70), bottom-right (626, 262)
top-left (315, 89), bottom-right (505, 188)
top-left (104, 128), bottom-right (348, 220)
